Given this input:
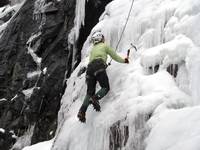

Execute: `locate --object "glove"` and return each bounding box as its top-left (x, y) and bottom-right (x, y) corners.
top-left (124, 58), bottom-right (129, 64)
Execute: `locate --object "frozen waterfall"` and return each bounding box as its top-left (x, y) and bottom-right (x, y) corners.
top-left (24, 0), bottom-right (200, 150)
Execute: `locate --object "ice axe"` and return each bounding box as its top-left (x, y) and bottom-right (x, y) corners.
top-left (130, 43), bottom-right (137, 52)
top-left (127, 49), bottom-right (130, 59)
top-left (126, 43), bottom-right (137, 59)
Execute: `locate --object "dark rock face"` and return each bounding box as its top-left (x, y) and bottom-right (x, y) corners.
top-left (0, 0), bottom-right (112, 149)
top-left (0, 0), bottom-right (9, 7)
top-left (0, 129), bottom-right (16, 150)
top-left (0, 0), bottom-right (75, 148)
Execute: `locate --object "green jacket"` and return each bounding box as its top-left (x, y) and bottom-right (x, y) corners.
top-left (89, 42), bottom-right (125, 63)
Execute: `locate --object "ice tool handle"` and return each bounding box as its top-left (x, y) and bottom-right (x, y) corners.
top-left (127, 49), bottom-right (130, 59)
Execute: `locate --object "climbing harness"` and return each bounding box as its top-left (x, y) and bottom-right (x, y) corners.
top-left (108, 0), bottom-right (136, 66)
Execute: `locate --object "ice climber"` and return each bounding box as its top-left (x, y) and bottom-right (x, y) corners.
top-left (77, 31), bottom-right (129, 122)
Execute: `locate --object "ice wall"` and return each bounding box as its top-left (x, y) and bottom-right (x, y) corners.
top-left (187, 48), bottom-right (200, 105)
top-left (51, 0), bottom-right (200, 149)
top-left (23, 0), bottom-right (200, 149)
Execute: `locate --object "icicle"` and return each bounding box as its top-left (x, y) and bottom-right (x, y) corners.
top-left (74, 0), bottom-right (88, 40)
top-left (66, 0), bottom-right (88, 70)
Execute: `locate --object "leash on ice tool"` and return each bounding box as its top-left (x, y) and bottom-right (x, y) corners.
top-left (108, 0), bottom-right (135, 66)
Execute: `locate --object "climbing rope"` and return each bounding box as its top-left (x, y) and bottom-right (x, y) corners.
top-left (108, 0), bottom-right (135, 66)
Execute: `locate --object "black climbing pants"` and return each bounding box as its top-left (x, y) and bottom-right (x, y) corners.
top-left (80, 59), bottom-right (110, 113)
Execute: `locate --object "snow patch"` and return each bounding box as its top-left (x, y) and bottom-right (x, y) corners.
top-left (0, 98), bottom-right (7, 102)
top-left (11, 94), bottom-right (18, 101)
top-left (0, 4), bottom-right (22, 38)
top-left (22, 88), bottom-right (35, 99)
top-left (0, 128), bottom-right (5, 133)
top-left (12, 125), bottom-right (35, 150)
top-left (27, 42), bottom-right (42, 68)
top-left (27, 71), bottom-right (41, 78)
top-left (43, 67), bottom-right (47, 74)
top-left (23, 140), bottom-right (53, 150)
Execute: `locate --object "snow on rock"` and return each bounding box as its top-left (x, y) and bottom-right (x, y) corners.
top-left (0, 98), bottom-right (7, 101)
top-left (22, 140), bottom-right (53, 150)
top-left (0, 128), bottom-right (5, 133)
top-left (29, 0), bottom-right (200, 149)
top-left (12, 125), bottom-right (35, 150)
top-left (0, 4), bottom-right (22, 37)
top-left (27, 71), bottom-right (42, 78)
top-left (27, 41), bottom-right (42, 69)
top-left (22, 87), bottom-right (35, 99)
top-left (43, 67), bottom-right (47, 75)
top-left (0, 4), bottom-right (19, 19)
top-left (0, 21), bottom-right (8, 36)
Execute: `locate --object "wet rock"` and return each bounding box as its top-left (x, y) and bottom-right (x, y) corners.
top-left (0, 129), bottom-right (16, 150)
top-left (0, 0), bottom-right (68, 145)
top-left (0, 0), bottom-right (9, 7)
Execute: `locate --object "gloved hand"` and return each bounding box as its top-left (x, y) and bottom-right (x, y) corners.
top-left (124, 58), bottom-right (129, 64)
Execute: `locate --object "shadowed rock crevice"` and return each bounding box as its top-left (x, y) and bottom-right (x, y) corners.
top-left (0, 0), bottom-right (9, 7)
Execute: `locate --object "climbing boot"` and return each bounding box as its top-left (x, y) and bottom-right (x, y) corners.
top-left (77, 111), bottom-right (86, 123)
top-left (90, 96), bottom-right (101, 112)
